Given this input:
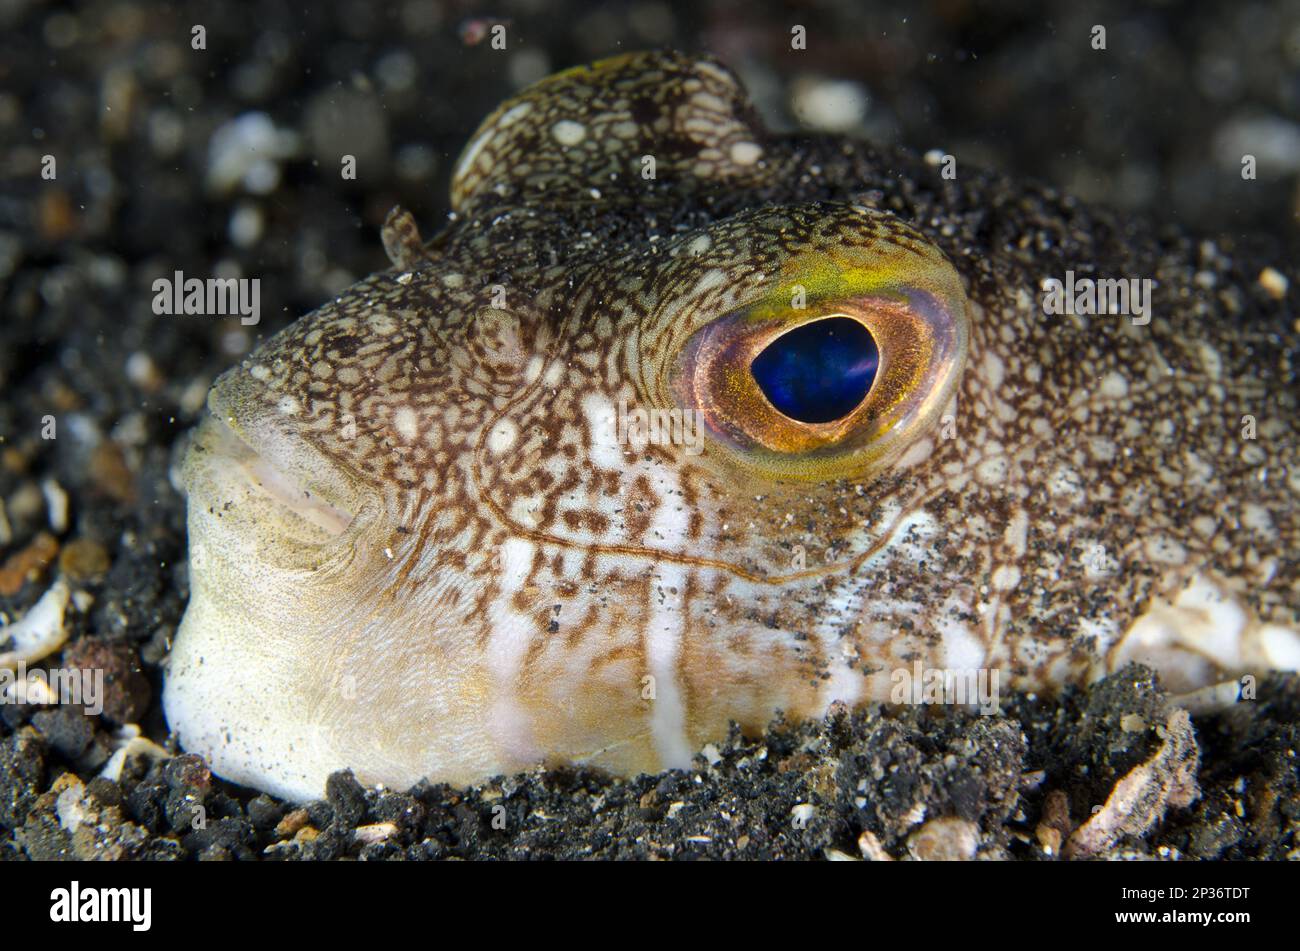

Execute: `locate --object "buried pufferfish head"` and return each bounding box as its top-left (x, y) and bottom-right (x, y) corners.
top-left (164, 50), bottom-right (1300, 802)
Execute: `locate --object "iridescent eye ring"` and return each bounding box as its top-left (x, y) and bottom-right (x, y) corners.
top-left (671, 228), bottom-right (969, 482)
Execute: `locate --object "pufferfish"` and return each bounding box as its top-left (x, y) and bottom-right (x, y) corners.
top-left (164, 51), bottom-right (1300, 802)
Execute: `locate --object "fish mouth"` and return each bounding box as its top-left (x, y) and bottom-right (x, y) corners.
top-left (179, 373), bottom-right (367, 547)
top-left (192, 412), bottom-right (356, 537)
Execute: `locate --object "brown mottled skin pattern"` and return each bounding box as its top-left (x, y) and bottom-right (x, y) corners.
top-left (163, 51), bottom-right (1299, 802)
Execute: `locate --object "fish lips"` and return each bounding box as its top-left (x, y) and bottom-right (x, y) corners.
top-left (184, 368), bottom-right (370, 546)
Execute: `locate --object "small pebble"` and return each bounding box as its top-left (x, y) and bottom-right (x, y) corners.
top-left (791, 802), bottom-right (815, 826)
top-left (857, 829), bottom-right (894, 861)
top-left (1258, 266), bottom-right (1288, 300)
top-left (124, 351), bottom-right (163, 391)
top-left (0, 531), bottom-right (60, 596)
top-left (354, 822), bottom-right (398, 845)
top-left (275, 807), bottom-right (310, 838)
top-left (1120, 713), bottom-right (1147, 732)
top-left (58, 538), bottom-right (110, 581)
top-left (89, 442), bottom-right (134, 504)
top-left (63, 639), bottom-right (152, 724)
top-left (907, 816), bottom-right (980, 861)
top-left (790, 77), bottom-right (869, 132)
top-left (41, 479), bottom-right (68, 534)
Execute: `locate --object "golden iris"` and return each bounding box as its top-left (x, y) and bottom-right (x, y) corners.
top-left (672, 241), bottom-right (969, 482)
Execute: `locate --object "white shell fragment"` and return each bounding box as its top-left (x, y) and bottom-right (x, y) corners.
top-left (0, 580), bottom-right (70, 670)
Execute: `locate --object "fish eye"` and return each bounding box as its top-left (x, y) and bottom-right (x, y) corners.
top-left (749, 316), bottom-right (880, 424)
top-left (670, 230), bottom-right (970, 482)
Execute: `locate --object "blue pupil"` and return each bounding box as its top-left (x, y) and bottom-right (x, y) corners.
top-left (749, 317), bottom-right (879, 424)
